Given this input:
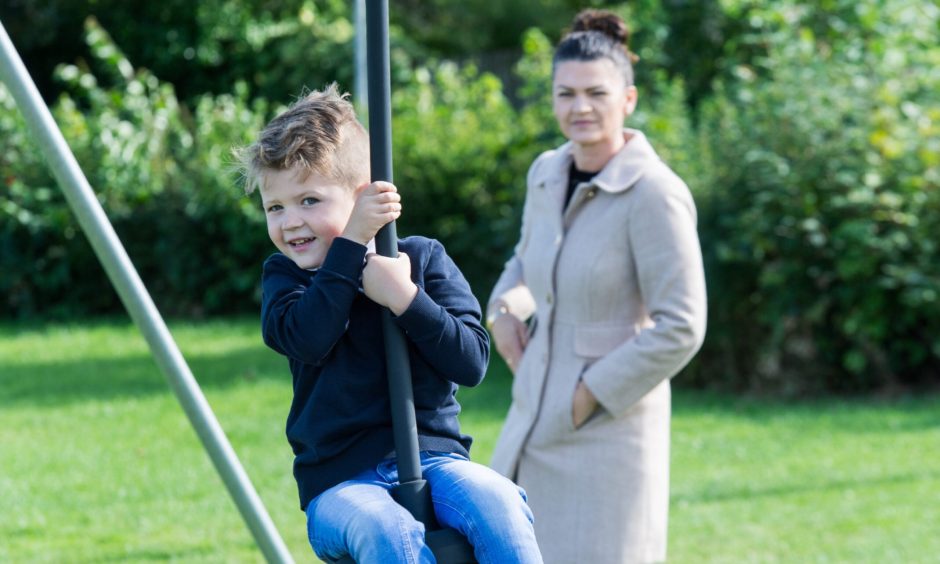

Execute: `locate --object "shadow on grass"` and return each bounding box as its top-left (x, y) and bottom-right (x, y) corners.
top-left (92, 546), bottom-right (234, 563)
top-left (0, 344), bottom-right (288, 408)
top-left (0, 333), bottom-right (515, 421)
top-left (672, 386), bottom-right (940, 433)
top-left (674, 468), bottom-right (940, 505)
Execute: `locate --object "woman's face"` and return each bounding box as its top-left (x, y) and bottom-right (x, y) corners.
top-left (552, 58), bottom-right (637, 152)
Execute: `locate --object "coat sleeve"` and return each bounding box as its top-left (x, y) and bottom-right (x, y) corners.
top-left (582, 170), bottom-right (707, 417)
top-left (260, 238), bottom-right (368, 365)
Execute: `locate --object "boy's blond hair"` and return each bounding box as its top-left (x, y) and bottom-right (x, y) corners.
top-left (239, 83), bottom-right (370, 194)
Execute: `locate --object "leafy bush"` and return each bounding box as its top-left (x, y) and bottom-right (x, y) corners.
top-left (1, 17), bottom-right (701, 316)
top-left (4, 1), bottom-right (937, 394)
top-left (388, 25), bottom-right (707, 299)
top-left (1, 19), bottom-right (273, 317)
top-left (0, 0), bottom-right (359, 106)
top-left (390, 61), bottom-right (529, 295)
top-left (691, 0), bottom-right (940, 392)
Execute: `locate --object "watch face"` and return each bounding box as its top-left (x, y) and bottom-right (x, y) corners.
top-left (486, 305), bottom-right (510, 329)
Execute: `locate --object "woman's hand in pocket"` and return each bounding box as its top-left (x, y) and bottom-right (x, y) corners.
top-left (572, 379), bottom-right (599, 429)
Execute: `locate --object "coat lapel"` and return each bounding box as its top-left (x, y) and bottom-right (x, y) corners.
top-left (592, 129), bottom-right (660, 194)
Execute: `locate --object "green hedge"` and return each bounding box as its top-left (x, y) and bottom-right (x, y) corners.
top-left (2, 2), bottom-right (938, 393)
top-left (688, 0), bottom-right (940, 391)
top-left (1, 20), bottom-right (272, 317)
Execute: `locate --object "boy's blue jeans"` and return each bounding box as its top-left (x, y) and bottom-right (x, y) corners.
top-left (306, 451), bottom-right (543, 563)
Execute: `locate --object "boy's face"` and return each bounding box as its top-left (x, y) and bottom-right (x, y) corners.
top-left (260, 168), bottom-right (358, 269)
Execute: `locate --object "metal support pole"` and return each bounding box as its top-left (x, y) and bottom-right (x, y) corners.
top-left (365, 0), bottom-right (436, 528)
top-left (0, 19), bottom-right (294, 564)
top-left (353, 0), bottom-right (368, 114)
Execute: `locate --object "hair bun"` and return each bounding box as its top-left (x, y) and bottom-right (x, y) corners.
top-left (570, 9), bottom-right (630, 47)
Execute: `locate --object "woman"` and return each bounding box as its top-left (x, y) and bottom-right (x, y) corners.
top-left (487, 9), bottom-right (707, 563)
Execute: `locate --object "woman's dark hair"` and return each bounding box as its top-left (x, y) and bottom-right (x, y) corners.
top-left (553, 9), bottom-right (637, 86)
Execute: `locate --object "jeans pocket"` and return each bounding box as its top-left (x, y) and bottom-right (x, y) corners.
top-left (423, 450), bottom-right (468, 462)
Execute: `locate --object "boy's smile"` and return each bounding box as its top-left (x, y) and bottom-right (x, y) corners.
top-left (261, 168), bottom-right (357, 269)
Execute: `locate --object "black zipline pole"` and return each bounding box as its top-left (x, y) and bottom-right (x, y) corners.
top-left (346, 6), bottom-right (477, 561)
top-left (365, 0), bottom-right (436, 528)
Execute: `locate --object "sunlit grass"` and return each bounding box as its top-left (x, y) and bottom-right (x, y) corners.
top-left (1, 318), bottom-right (938, 562)
top-left (668, 392), bottom-right (940, 562)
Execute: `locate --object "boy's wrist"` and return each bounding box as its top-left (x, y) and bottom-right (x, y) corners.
top-left (321, 237), bottom-right (369, 278)
top-left (339, 229), bottom-right (369, 246)
top-left (389, 283), bottom-right (419, 316)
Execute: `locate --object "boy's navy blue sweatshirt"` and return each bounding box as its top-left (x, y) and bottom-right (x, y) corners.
top-left (261, 235), bottom-right (489, 510)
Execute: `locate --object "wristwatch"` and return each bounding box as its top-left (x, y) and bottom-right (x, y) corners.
top-left (486, 303), bottom-right (510, 330)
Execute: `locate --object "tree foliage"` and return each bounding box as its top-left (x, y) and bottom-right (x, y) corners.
top-left (1, 0), bottom-right (937, 393)
top-left (690, 0), bottom-right (940, 391)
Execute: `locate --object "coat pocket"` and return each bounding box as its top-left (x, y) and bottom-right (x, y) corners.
top-left (573, 322), bottom-right (638, 360)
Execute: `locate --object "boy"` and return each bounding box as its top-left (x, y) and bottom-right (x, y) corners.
top-left (239, 84), bottom-right (542, 563)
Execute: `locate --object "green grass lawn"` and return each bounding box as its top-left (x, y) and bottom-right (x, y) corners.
top-left (1, 318), bottom-right (938, 563)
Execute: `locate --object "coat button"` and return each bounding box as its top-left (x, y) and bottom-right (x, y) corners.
top-left (546, 293), bottom-right (553, 304)
top-left (587, 188), bottom-right (597, 198)
top-left (554, 234), bottom-right (562, 246)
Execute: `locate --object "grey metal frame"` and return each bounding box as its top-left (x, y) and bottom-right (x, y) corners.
top-left (0, 20), bottom-right (294, 564)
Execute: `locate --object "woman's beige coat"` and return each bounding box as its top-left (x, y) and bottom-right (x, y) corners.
top-left (488, 130), bottom-right (706, 564)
